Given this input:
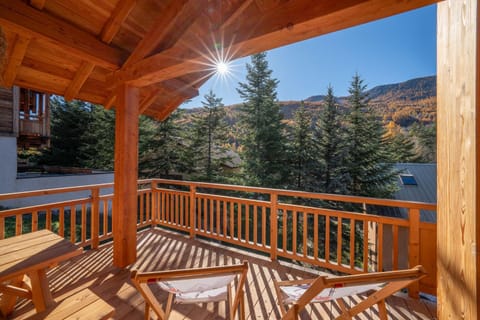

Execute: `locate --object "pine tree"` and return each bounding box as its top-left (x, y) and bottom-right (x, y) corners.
top-left (189, 90), bottom-right (230, 182)
top-left (38, 97), bottom-right (92, 167)
top-left (82, 105), bottom-right (115, 170)
top-left (315, 85), bottom-right (346, 194)
top-left (287, 101), bottom-right (318, 191)
top-left (383, 121), bottom-right (418, 163)
top-left (342, 74), bottom-right (397, 198)
top-left (138, 110), bottom-right (191, 178)
top-left (237, 52), bottom-right (287, 187)
top-left (410, 122), bottom-right (436, 162)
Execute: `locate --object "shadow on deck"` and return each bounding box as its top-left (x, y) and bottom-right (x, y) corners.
top-left (10, 228), bottom-right (437, 319)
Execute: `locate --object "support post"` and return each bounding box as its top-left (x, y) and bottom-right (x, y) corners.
top-left (189, 185), bottom-right (196, 238)
top-left (437, 1), bottom-right (480, 318)
top-left (113, 83), bottom-right (139, 268)
top-left (91, 188), bottom-right (100, 249)
top-left (407, 208), bottom-right (420, 298)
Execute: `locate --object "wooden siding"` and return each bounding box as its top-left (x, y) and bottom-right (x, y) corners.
top-left (0, 86), bottom-right (13, 134)
top-left (9, 228), bottom-right (437, 320)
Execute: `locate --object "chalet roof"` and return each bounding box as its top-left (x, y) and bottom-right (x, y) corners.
top-left (0, 0), bottom-right (438, 120)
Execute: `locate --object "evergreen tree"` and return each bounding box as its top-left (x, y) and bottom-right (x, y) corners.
top-left (342, 74), bottom-right (397, 198)
top-left (315, 85), bottom-right (346, 194)
top-left (410, 122), bottom-right (436, 162)
top-left (82, 105), bottom-right (115, 170)
top-left (287, 101), bottom-right (318, 190)
top-left (138, 110), bottom-right (191, 178)
top-left (383, 121), bottom-right (418, 163)
top-left (189, 90), bottom-right (230, 182)
top-left (237, 52), bottom-right (287, 187)
top-left (38, 97), bottom-right (92, 167)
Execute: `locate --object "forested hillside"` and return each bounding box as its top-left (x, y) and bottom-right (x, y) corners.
top-left (183, 75), bottom-right (436, 128)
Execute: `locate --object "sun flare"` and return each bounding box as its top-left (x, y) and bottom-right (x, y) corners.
top-left (216, 61), bottom-right (230, 75)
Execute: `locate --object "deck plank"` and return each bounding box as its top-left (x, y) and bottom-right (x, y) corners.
top-left (9, 228), bottom-right (437, 319)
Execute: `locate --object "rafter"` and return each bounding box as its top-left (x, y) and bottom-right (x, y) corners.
top-left (113, 0), bottom-right (439, 87)
top-left (2, 34), bottom-right (31, 87)
top-left (64, 61), bottom-right (95, 101)
top-left (0, 0), bottom-right (126, 70)
top-left (101, 0), bottom-right (137, 43)
top-left (104, 0), bottom-right (202, 109)
top-left (219, 0), bottom-right (254, 30)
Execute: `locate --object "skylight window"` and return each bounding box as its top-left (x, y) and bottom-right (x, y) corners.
top-left (399, 174), bottom-right (417, 185)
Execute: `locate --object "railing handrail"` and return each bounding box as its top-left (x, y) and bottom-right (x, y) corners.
top-left (151, 178), bottom-right (436, 211)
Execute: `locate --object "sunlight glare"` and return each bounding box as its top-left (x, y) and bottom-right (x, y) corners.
top-left (216, 61), bottom-right (230, 75)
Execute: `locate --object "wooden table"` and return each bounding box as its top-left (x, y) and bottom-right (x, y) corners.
top-left (0, 230), bottom-right (83, 316)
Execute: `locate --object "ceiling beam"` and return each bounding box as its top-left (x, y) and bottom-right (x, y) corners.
top-left (64, 61), bottom-right (95, 101)
top-left (113, 0), bottom-right (439, 87)
top-left (103, 0), bottom-right (202, 109)
top-left (219, 0), bottom-right (254, 30)
top-left (0, 0), bottom-right (126, 70)
top-left (2, 34), bottom-right (31, 87)
top-left (101, 0), bottom-right (137, 43)
top-left (65, 0), bottom-right (136, 102)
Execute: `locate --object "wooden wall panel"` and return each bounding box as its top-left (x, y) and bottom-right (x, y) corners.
top-left (0, 86), bottom-right (13, 134)
top-left (437, 0), bottom-right (479, 318)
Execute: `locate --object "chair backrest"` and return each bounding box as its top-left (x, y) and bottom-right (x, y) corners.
top-left (276, 265), bottom-right (427, 320)
top-left (131, 261), bottom-right (249, 320)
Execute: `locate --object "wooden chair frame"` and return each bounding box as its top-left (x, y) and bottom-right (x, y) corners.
top-left (274, 265), bottom-right (427, 320)
top-left (131, 261), bottom-right (248, 320)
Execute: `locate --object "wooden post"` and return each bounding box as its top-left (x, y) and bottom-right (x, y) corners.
top-left (270, 192), bottom-right (278, 261)
top-left (437, 1), bottom-right (479, 318)
top-left (407, 208), bottom-right (420, 298)
top-left (91, 188), bottom-right (100, 249)
top-left (151, 183), bottom-right (158, 228)
top-left (189, 185), bottom-right (196, 238)
top-left (113, 83), bottom-right (139, 268)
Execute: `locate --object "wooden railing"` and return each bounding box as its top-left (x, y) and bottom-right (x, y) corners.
top-left (150, 179), bottom-right (437, 297)
top-left (0, 181), bottom-right (153, 248)
top-left (0, 179), bottom-right (437, 296)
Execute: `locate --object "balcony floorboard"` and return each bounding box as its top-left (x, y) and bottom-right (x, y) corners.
top-left (9, 228), bottom-right (437, 319)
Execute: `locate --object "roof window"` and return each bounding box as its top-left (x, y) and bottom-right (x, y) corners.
top-left (399, 174), bottom-right (417, 185)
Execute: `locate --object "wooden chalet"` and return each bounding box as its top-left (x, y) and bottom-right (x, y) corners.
top-left (0, 0), bottom-right (476, 318)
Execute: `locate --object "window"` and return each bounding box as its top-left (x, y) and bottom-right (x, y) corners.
top-left (399, 174), bottom-right (417, 185)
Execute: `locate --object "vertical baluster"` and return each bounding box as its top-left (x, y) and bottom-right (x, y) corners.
top-left (377, 223), bottom-right (384, 272)
top-left (103, 201), bottom-right (108, 236)
top-left (303, 211), bottom-right (308, 257)
top-left (282, 209), bottom-right (287, 253)
top-left (0, 216), bottom-right (4, 239)
top-left (139, 192), bottom-right (144, 225)
top-left (292, 210), bottom-right (297, 255)
top-left (262, 206), bottom-right (266, 248)
top-left (253, 205), bottom-right (258, 245)
top-left (270, 192), bottom-right (278, 260)
top-left (32, 211), bottom-right (38, 232)
top-left (70, 206), bottom-right (76, 243)
top-left (59, 207), bottom-right (65, 237)
top-left (337, 217), bottom-right (343, 265)
top-left (237, 202), bottom-right (242, 241)
top-left (325, 215), bottom-right (330, 263)
top-left (350, 219), bottom-right (355, 269)
top-left (245, 204), bottom-right (249, 243)
top-left (15, 214), bottom-right (22, 236)
top-left (216, 199), bottom-right (221, 236)
top-left (46, 209), bottom-right (52, 230)
top-left (180, 194), bottom-right (184, 227)
top-left (223, 199), bottom-right (227, 237)
top-left (81, 203), bottom-right (86, 244)
top-left (363, 219), bottom-right (369, 272)
top-left (189, 186), bottom-right (196, 238)
top-left (230, 201), bottom-right (234, 239)
top-left (313, 214), bottom-right (318, 260)
top-left (392, 225), bottom-right (399, 270)
top-left (91, 189), bottom-right (100, 249)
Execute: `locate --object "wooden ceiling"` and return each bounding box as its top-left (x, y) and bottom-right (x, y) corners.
top-left (0, 0), bottom-right (439, 120)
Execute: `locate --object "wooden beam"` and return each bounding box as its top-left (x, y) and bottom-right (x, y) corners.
top-left (0, 0), bottom-right (126, 70)
top-left (219, 0), bottom-right (254, 30)
top-left (437, 1), bottom-right (480, 318)
top-left (2, 34), bottom-right (31, 87)
top-left (101, 0), bottom-right (137, 43)
top-left (64, 61), bottom-right (95, 101)
top-left (139, 88), bottom-right (160, 113)
top-left (29, 0), bottom-right (45, 10)
top-left (103, 0), bottom-right (200, 109)
top-left (113, 83), bottom-right (139, 268)
top-left (114, 0), bottom-right (439, 87)
top-left (123, 0), bottom-right (192, 67)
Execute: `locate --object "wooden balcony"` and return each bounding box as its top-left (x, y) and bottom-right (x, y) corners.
top-left (0, 180), bottom-right (437, 319)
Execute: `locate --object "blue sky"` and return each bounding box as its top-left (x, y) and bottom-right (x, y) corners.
top-left (182, 4), bottom-right (436, 109)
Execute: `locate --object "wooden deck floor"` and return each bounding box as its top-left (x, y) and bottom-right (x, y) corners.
top-left (9, 228), bottom-right (437, 319)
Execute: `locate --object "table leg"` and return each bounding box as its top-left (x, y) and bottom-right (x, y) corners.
top-left (0, 275), bottom-right (24, 317)
top-left (28, 268), bottom-right (53, 312)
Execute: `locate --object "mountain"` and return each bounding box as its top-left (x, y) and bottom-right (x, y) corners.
top-left (182, 75), bottom-right (437, 127)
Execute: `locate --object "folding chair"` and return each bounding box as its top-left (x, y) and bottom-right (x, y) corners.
top-left (274, 265), bottom-right (427, 320)
top-left (131, 261), bottom-right (248, 320)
